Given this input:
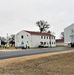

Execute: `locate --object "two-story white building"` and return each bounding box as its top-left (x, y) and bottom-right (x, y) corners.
top-left (64, 23), bottom-right (74, 47)
top-left (15, 30), bottom-right (56, 48)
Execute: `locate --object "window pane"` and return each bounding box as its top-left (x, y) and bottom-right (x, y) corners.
top-left (41, 36), bottom-right (43, 39)
top-left (44, 42), bottom-right (46, 44)
top-left (52, 37), bottom-right (53, 39)
top-left (54, 42), bottom-right (55, 44)
top-left (54, 37), bottom-right (55, 39)
top-left (21, 35), bottom-right (24, 39)
top-left (52, 42), bottom-right (53, 44)
top-left (49, 36), bottom-right (50, 39)
top-left (47, 36), bottom-right (48, 39)
top-left (44, 36), bottom-right (45, 39)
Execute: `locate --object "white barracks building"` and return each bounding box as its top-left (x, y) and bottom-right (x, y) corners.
top-left (64, 23), bottom-right (74, 47)
top-left (15, 30), bottom-right (56, 48)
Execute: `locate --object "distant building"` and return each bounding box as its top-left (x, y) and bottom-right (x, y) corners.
top-left (64, 23), bottom-right (74, 47)
top-left (15, 30), bottom-right (56, 48)
top-left (56, 39), bottom-right (64, 46)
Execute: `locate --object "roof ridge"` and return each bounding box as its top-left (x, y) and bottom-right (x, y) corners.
top-left (24, 30), bottom-right (55, 36)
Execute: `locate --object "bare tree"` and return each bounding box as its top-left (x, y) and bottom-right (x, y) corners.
top-left (61, 32), bottom-right (64, 39)
top-left (8, 34), bottom-right (15, 46)
top-left (10, 34), bottom-right (15, 41)
top-left (36, 20), bottom-right (50, 32)
top-left (1, 37), bottom-right (7, 45)
top-left (48, 30), bottom-right (52, 34)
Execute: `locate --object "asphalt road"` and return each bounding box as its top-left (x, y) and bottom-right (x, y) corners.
top-left (0, 47), bottom-right (74, 59)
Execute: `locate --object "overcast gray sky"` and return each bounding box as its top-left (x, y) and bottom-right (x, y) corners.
top-left (0, 0), bottom-right (74, 38)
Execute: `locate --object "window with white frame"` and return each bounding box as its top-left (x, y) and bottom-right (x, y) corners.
top-left (21, 35), bottom-right (24, 39)
top-left (71, 29), bottom-right (74, 33)
top-left (44, 36), bottom-right (45, 39)
top-left (49, 36), bottom-right (50, 39)
top-left (41, 36), bottom-right (43, 39)
top-left (52, 42), bottom-right (53, 44)
top-left (47, 36), bottom-right (48, 39)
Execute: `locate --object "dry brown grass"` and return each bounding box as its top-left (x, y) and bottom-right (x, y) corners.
top-left (0, 46), bottom-right (21, 51)
top-left (0, 50), bottom-right (74, 75)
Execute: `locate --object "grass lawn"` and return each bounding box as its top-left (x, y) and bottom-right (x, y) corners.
top-left (0, 50), bottom-right (74, 75)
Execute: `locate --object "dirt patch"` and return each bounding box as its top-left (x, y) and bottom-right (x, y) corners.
top-left (0, 50), bottom-right (74, 75)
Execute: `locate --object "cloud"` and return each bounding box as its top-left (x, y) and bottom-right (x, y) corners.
top-left (0, 0), bottom-right (74, 38)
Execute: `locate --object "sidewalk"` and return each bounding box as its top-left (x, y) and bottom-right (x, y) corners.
top-left (0, 48), bottom-right (22, 52)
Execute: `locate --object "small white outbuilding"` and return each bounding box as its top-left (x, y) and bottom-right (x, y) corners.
top-left (56, 39), bottom-right (64, 47)
top-left (15, 30), bottom-right (56, 48)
